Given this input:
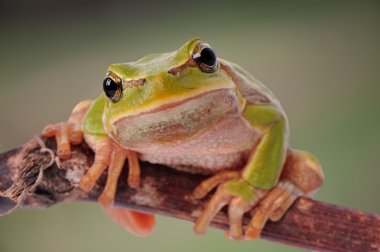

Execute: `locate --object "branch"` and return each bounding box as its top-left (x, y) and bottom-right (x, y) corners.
top-left (0, 137), bottom-right (379, 252)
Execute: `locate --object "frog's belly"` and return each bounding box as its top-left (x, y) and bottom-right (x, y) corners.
top-left (135, 115), bottom-right (259, 175)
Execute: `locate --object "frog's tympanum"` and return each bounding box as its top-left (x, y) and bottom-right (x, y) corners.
top-left (43, 38), bottom-right (324, 239)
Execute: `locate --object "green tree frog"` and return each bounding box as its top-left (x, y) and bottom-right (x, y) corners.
top-left (42, 38), bottom-right (324, 239)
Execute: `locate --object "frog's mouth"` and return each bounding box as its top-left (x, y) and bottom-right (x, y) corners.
top-left (142, 88), bottom-right (236, 115)
top-left (111, 88), bottom-right (239, 147)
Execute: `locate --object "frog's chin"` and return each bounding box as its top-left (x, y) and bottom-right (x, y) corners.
top-left (111, 88), bottom-right (239, 148)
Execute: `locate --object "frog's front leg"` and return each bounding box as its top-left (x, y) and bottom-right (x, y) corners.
top-left (79, 136), bottom-right (141, 206)
top-left (78, 138), bottom-right (154, 236)
top-left (42, 100), bottom-right (155, 236)
top-left (193, 104), bottom-right (324, 240)
top-left (42, 100), bottom-right (141, 205)
top-left (245, 150), bottom-right (324, 238)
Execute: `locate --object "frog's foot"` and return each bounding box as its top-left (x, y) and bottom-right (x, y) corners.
top-left (193, 150), bottom-right (324, 240)
top-left (103, 206), bottom-right (156, 237)
top-left (79, 138), bottom-right (141, 207)
top-left (80, 139), bottom-right (149, 236)
top-left (246, 150), bottom-right (324, 239)
top-left (193, 176), bottom-right (263, 240)
top-left (42, 100), bottom-right (92, 160)
top-left (193, 170), bottom-right (240, 199)
top-left (245, 180), bottom-right (301, 239)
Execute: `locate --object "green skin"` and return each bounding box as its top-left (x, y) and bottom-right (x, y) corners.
top-left (82, 38), bottom-right (287, 202)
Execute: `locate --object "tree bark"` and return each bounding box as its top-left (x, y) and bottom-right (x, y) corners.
top-left (0, 136), bottom-right (379, 252)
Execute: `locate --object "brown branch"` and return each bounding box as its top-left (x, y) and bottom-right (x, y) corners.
top-left (0, 137), bottom-right (379, 252)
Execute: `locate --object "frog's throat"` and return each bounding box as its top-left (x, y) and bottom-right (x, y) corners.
top-left (107, 88), bottom-right (242, 148)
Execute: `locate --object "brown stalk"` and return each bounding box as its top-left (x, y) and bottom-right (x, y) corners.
top-left (0, 136), bottom-right (379, 252)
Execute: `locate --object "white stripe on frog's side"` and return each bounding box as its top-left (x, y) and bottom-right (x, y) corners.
top-left (111, 89), bottom-right (239, 148)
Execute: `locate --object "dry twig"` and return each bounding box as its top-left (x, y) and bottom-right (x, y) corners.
top-left (0, 136), bottom-right (379, 252)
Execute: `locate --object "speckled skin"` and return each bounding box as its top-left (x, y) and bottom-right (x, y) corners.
top-left (138, 114), bottom-right (259, 175)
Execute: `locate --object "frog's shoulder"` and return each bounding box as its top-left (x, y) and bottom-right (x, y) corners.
top-left (83, 94), bottom-right (107, 135)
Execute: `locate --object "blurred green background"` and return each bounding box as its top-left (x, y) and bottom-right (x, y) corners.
top-left (0, 0), bottom-right (379, 251)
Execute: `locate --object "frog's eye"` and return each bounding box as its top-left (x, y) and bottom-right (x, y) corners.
top-left (193, 46), bottom-right (217, 73)
top-left (103, 77), bottom-right (123, 103)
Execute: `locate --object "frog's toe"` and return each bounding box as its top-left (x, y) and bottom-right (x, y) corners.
top-left (42, 121), bottom-right (84, 159)
top-left (78, 138), bottom-right (142, 208)
top-left (194, 176), bottom-right (301, 240)
top-left (244, 151), bottom-right (324, 239)
top-left (228, 196), bottom-right (258, 240)
top-left (193, 171), bottom-right (253, 239)
top-left (193, 178), bottom-right (259, 239)
top-left (193, 183), bottom-right (232, 235)
top-left (193, 170), bottom-right (240, 199)
top-left (42, 100), bottom-right (91, 159)
top-left (126, 150), bottom-right (141, 189)
top-left (56, 143), bottom-right (71, 160)
top-left (42, 124), bottom-right (59, 137)
top-left (98, 144), bottom-right (128, 207)
top-left (42, 122), bottom-right (72, 159)
top-left (69, 130), bottom-right (83, 145)
top-left (80, 138), bottom-right (113, 192)
top-left (245, 181), bottom-right (301, 239)
top-left (268, 193), bottom-right (297, 221)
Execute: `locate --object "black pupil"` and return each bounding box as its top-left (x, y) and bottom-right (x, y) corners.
top-left (103, 78), bottom-right (118, 99)
top-left (199, 48), bottom-right (216, 66)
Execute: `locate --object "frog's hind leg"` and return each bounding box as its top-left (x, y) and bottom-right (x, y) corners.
top-left (78, 136), bottom-right (152, 236)
top-left (246, 150), bottom-right (324, 239)
top-left (42, 100), bottom-right (92, 159)
top-left (103, 207), bottom-right (156, 237)
top-left (245, 181), bottom-right (300, 238)
top-left (193, 170), bottom-right (251, 239)
top-left (42, 100), bottom-right (150, 236)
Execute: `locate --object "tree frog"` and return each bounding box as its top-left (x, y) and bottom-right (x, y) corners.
top-left (42, 38), bottom-right (324, 239)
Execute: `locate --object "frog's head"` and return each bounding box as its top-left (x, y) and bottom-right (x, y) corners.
top-left (103, 38), bottom-right (243, 147)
